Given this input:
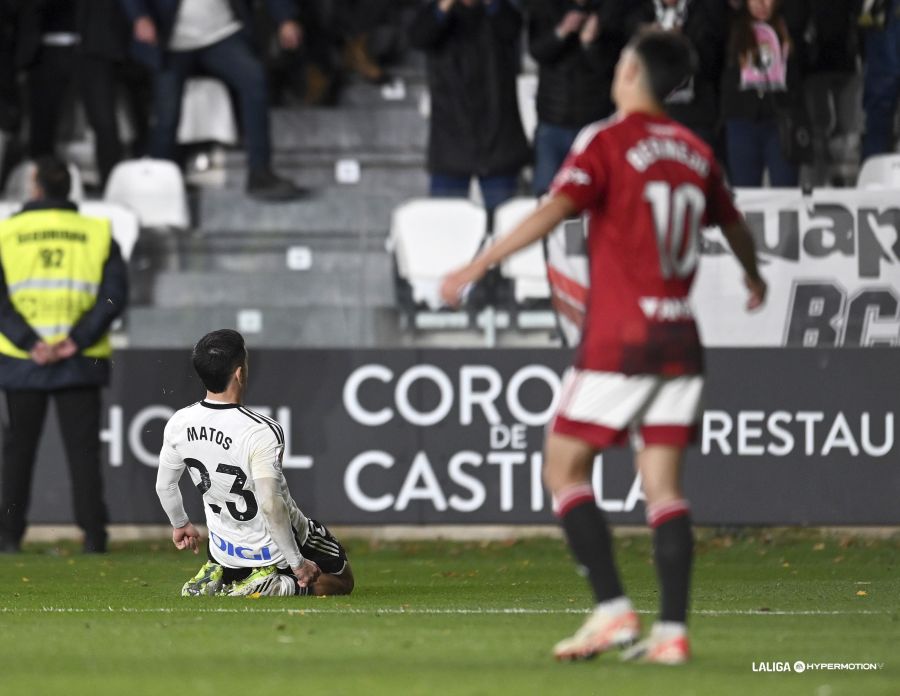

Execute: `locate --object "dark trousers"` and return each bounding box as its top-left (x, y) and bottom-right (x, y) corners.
top-left (430, 173), bottom-right (519, 218)
top-left (862, 16), bottom-right (900, 160)
top-left (532, 121), bottom-right (580, 196)
top-left (725, 118), bottom-right (798, 187)
top-left (0, 386), bottom-right (108, 546)
top-left (150, 32), bottom-right (271, 171)
top-left (27, 46), bottom-right (123, 184)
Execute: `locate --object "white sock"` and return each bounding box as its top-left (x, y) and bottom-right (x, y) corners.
top-left (595, 596), bottom-right (633, 616)
top-left (652, 621), bottom-right (687, 639)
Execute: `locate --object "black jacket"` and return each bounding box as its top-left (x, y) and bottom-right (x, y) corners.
top-left (0, 0), bottom-right (18, 132)
top-left (623, 0), bottom-right (727, 138)
top-left (0, 200), bottom-right (129, 390)
top-left (803, 0), bottom-right (861, 73)
top-left (410, 0), bottom-right (531, 177)
top-left (15, 0), bottom-right (131, 68)
top-left (526, 0), bottom-right (622, 129)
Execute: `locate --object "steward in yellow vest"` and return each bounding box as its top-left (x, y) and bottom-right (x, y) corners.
top-left (0, 199), bottom-right (127, 389)
top-left (0, 157), bottom-right (128, 554)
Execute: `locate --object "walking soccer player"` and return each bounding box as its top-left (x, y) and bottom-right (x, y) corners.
top-left (156, 329), bottom-right (354, 597)
top-left (441, 30), bottom-right (766, 663)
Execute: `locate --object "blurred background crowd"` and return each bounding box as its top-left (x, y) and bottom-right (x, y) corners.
top-left (0, 0), bottom-right (895, 206)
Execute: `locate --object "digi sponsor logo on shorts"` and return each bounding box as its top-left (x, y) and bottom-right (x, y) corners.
top-left (210, 531), bottom-right (272, 562)
top-left (752, 660), bottom-right (884, 673)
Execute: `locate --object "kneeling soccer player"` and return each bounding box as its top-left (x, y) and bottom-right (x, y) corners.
top-left (156, 329), bottom-right (354, 597)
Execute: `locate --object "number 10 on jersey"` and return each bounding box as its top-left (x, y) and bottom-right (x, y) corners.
top-left (644, 181), bottom-right (705, 280)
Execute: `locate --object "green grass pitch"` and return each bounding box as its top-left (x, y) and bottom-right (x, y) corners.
top-left (1, 529), bottom-right (897, 696)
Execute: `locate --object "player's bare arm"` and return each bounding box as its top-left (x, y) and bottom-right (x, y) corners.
top-left (440, 194), bottom-right (577, 306)
top-left (720, 219), bottom-right (768, 310)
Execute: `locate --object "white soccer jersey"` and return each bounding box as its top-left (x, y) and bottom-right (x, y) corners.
top-left (157, 399), bottom-right (309, 569)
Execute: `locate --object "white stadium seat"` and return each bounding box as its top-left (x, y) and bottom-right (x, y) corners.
top-left (80, 202), bottom-right (140, 261)
top-left (857, 154), bottom-right (900, 189)
top-left (494, 197), bottom-right (550, 303)
top-left (104, 158), bottom-right (189, 229)
top-left (390, 198), bottom-right (487, 309)
top-left (177, 77), bottom-right (239, 145)
top-left (2, 160), bottom-right (85, 202)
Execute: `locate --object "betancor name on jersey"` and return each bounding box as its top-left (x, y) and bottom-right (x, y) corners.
top-left (186, 425), bottom-right (233, 450)
top-left (626, 136), bottom-right (710, 177)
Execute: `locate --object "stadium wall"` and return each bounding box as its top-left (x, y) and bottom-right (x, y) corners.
top-left (18, 347), bottom-right (899, 527)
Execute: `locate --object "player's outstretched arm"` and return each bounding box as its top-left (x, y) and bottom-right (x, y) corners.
top-left (440, 194), bottom-right (577, 307)
top-left (720, 219), bottom-right (767, 311)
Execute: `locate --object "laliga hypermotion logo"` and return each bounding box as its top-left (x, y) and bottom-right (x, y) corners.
top-left (752, 660), bottom-right (884, 673)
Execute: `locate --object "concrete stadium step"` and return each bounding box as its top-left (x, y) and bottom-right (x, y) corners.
top-left (269, 106), bottom-right (427, 153)
top-left (194, 187), bottom-right (402, 236)
top-left (149, 264), bottom-right (394, 308)
top-left (175, 236), bottom-right (393, 270)
top-left (204, 152), bottom-right (428, 196)
top-left (126, 306), bottom-right (403, 348)
top-left (332, 75), bottom-right (428, 109)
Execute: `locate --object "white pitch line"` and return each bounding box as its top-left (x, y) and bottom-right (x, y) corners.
top-left (0, 607), bottom-right (889, 617)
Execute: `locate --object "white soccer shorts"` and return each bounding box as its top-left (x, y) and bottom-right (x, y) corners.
top-left (551, 368), bottom-right (704, 449)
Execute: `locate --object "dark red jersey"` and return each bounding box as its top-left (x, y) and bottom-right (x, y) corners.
top-left (550, 111), bottom-right (741, 375)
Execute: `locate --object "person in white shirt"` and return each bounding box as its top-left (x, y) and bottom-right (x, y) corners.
top-left (156, 329), bottom-right (354, 597)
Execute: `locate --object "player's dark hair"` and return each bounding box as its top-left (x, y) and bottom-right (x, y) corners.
top-left (34, 156), bottom-right (72, 200)
top-left (628, 30), bottom-right (698, 105)
top-left (192, 329), bottom-right (247, 393)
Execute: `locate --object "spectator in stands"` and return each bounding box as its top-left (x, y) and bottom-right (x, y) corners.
top-left (623, 0), bottom-right (728, 147)
top-left (801, 0), bottom-right (862, 184)
top-left (861, 0), bottom-right (900, 160)
top-left (268, 0), bottom-right (392, 107)
top-left (0, 0), bottom-right (20, 186)
top-left (526, 0), bottom-right (623, 195)
top-left (334, 0), bottom-right (393, 84)
top-left (119, 0), bottom-right (306, 200)
top-left (721, 0), bottom-right (806, 187)
top-left (266, 0), bottom-right (340, 106)
top-left (411, 0), bottom-right (530, 217)
top-left (0, 157), bottom-right (128, 554)
top-left (15, 0), bottom-right (130, 186)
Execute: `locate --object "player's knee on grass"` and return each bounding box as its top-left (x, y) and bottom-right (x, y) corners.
top-left (311, 563), bottom-right (354, 596)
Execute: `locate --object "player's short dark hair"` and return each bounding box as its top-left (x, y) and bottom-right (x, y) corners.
top-left (34, 156), bottom-right (72, 200)
top-left (628, 30), bottom-right (698, 106)
top-left (192, 329), bottom-right (247, 393)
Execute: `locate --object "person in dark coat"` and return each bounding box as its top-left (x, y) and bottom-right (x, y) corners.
top-left (410, 0), bottom-right (531, 215)
top-left (0, 157), bottom-right (128, 554)
top-left (526, 0), bottom-right (624, 195)
top-left (15, 0), bottom-right (131, 184)
top-left (119, 0), bottom-right (306, 200)
top-left (623, 0), bottom-right (728, 147)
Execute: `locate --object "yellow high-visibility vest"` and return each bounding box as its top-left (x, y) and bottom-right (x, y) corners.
top-left (0, 208), bottom-right (112, 360)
